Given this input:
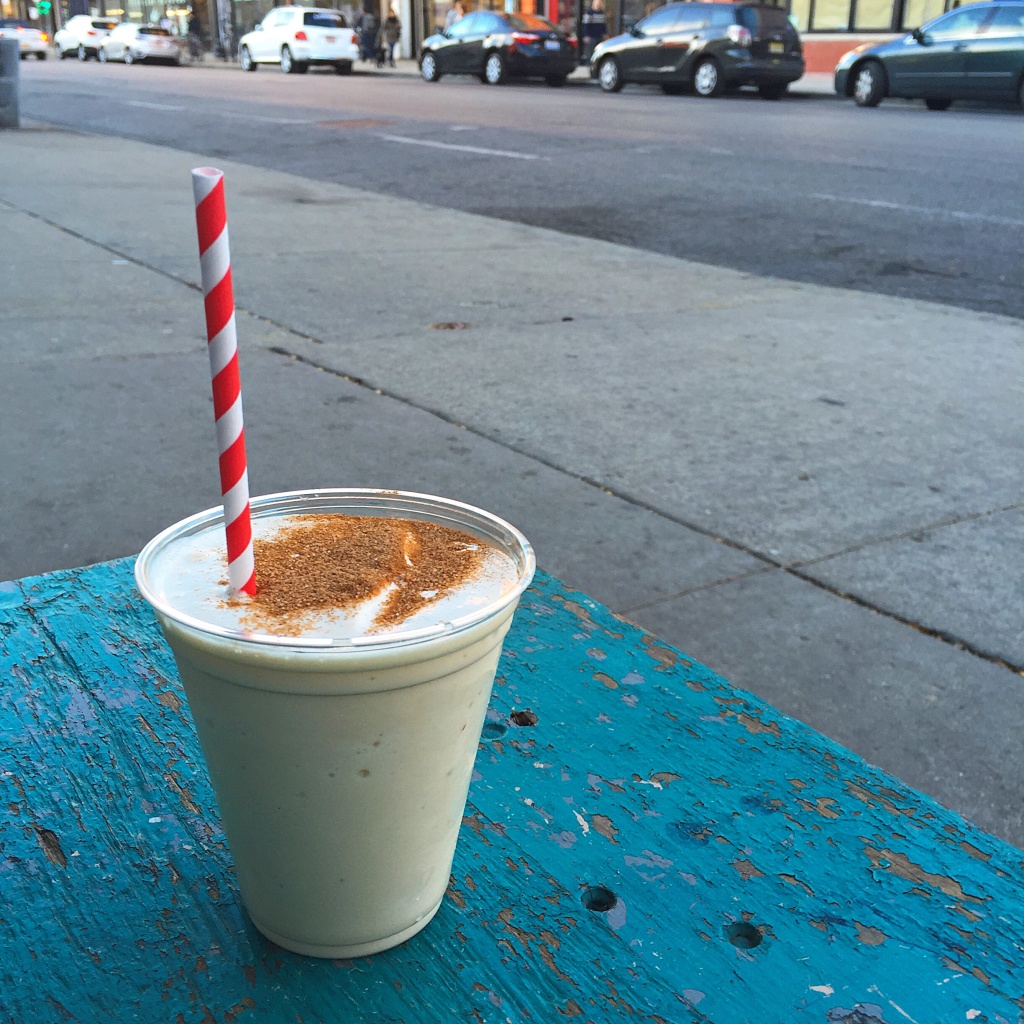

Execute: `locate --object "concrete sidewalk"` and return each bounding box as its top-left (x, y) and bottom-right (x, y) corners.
top-left (2, 123), bottom-right (1022, 848)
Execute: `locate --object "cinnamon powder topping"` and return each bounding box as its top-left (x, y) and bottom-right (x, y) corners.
top-left (233, 514), bottom-right (490, 634)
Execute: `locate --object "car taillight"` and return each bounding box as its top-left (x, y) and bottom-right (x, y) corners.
top-left (87, 30), bottom-right (97, 36)
top-left (566, 33), bottom-right (578, 49)
top-left (350, 32), bottom-right (358, 45)
top-left (726, 24), bottom-right (751, 46)
top-left (40, 32), bottom-right (49, 41)
top-left (294, 30), bottom-right (308, 40)
top-left (509, 32), bottom-right (540, 50)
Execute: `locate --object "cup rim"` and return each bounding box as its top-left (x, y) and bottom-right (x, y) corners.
top-left (134, 488), bottom-right (536, 650)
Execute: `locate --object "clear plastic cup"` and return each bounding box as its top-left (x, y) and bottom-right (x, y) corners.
top-left (135, 489), bottom-right (535, 958)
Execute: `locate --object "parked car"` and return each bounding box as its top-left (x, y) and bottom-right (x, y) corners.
top-left (98, 24), bottom-right (182, 65)
top-left (238, 6), bottom-right (359, 74)
top-left (590, 1), bottom-right (803, 98)
top-left (54, 15), bottom-right (118, 60)
top-left (0, 19), bottom-right (49, 59)
top-left (419, 10), bottom-right (578, 86)
top-left (835, 1), bottom-right (1024, 109)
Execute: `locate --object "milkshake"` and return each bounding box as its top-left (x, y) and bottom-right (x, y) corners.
top-left (135, 489), bottom-right (535, 958)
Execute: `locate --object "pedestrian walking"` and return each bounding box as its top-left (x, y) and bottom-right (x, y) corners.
top-left (581, 0), bottom-right (606, 63)
top-left (444, 0), bottom-right (464, 31)
top-left (357, 2), bottom-right (379, 62)
top-left (378, 7), bottom-right (400, 67)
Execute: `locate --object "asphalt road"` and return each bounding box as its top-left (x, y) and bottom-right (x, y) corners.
top-left (18, 58), bottom-right (1024, 319)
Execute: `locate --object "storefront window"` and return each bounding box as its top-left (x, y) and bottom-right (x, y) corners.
top-left (853, 0), bottom-right (891, 29)
top-left (788, 0), bottom-right (810, 31)
top-left (901, 0), bottom-right (946, 30)
top-left (810, 0), bottom-right (849, 29)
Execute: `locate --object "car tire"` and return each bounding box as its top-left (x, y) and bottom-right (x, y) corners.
top-left (420, 50), bottom-right (441, 81)
top-left (281, 45), bottom-right (297, 73)
top-left (545, 73), bottom-right (568, 87)
top-left (693, 57), bottom-right (723, 98)
top-left (334, 60), bottom-right (352, 74)
top-left (240, 45), bottom-right (257, 71)
top-left (484, 51), bottom-right (506, 85)
top-left (57, 45), bottom-right (66, 59)
top-left (924, 97), bottom-right (952, 110)
top-left (97, 47), bottom-right (107, 63)
top-left (597, 56), bottom-right (623, 93)
top-left (759, 83), bottom-right (787, 100)
top-left (1019, 75), bottom-right (1024, 110)
top-left (77, 43), bottom-right (87, 61)
top-left (852, 60), bottom-right (886, 107)
top-left (36, 51), bottom-right (47, 60)
top-left (124, 48), bottom-right (135, 65)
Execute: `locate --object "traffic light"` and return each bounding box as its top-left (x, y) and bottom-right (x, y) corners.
top-left (37, 1), bottom-right (52, 13)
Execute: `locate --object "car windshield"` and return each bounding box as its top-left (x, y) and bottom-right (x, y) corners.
top-left (0, 20), bottom-right (32, 28)
top-left (506, 13), bottom-right (558, 32)
top-left (139, 27), bottom-right (171, 35)
top-left (737, 5), bottom-right (793, 34)
top-left (93, 21), bottom-right (118, 30)
top-left (304, 11), bottom-right (348, 27)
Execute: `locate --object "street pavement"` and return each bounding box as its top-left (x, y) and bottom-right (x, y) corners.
top-left (2, 115), bottom-right (1022, 849)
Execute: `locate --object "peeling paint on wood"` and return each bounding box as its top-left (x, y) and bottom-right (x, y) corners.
top-left (3, 562), bottom-right (1024, 1023)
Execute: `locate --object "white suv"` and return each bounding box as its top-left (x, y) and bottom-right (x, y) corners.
top-left (238, 6), bottom-right (358, 74)
top-left (54, 15), bottom-right (118, 60)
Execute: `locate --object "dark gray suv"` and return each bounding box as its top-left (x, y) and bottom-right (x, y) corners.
top-left (590, 1), bottom-right (804, 98)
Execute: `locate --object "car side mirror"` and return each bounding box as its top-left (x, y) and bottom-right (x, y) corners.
top-left (911, 27), bottom-right (927, 44)
top-left (255, 23), bottom-right (263, 31)
top-left (630, 25), bottom-right (643, 37)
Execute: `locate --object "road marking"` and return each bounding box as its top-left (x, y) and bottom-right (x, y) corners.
top-left (379, 133), bottom-right (549, 160)
top-left (126, 100), bottom-right (186, 111)
top-left (811, 193), bottom-right (1024, 229)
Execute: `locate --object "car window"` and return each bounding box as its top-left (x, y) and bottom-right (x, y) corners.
top-left (140, 27), bottom-right (171, 35)
top-left (506, 13), bottom-right (556, 31)
top-left (267, 10), bottom-right (292, 28)
top-left (304, 11), bottom-right (348, 27)
top-left (737, 5), bottom-right (793, 34)
top-left (637, 4), bottom-right (683, 33)
top-left (709, 5), bottom-right (737, 26)
top-left (985, 4), bottom-right (1024, 34)
top-left (675, 5), bottom-right (710, 31)
top-left (925, 5), bottom-right (991, 38)
top-left (447, 12), bottom-right (482, 36)
top-left (93, 20), bottom-right (118, 30)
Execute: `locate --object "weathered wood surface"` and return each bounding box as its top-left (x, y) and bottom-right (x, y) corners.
top-left (2, 559), bottom-right (1023, 1024)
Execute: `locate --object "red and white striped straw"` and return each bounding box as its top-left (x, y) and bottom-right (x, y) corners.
top-left (191, 167), bottom-right (257, 596)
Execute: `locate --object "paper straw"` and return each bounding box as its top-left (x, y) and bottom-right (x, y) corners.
top-left (191, 167), bottom-right (257, 596)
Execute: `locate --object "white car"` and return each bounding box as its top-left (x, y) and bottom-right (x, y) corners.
top-left (54, 15), bottom-right (118, 60)
top-left (0, 18), bottom-right (49, 59)
top-left (99, 24), bottom-right (182, 65)
top-left (238, 6), bottom-right (358, 74)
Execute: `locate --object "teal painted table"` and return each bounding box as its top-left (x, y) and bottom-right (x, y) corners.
top-left (2, 559), bottom-right (1023, 1024)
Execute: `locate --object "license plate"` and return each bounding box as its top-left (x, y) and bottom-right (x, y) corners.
top-left (769, 41), bottom-right (784, 54)
top-left (326, 35), bottom-right (335, 42)
top-left (545, 39), bottom-right (560, 50)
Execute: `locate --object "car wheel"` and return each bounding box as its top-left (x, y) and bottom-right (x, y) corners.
top-left (545, 73), bottom-right (567, 87)
top-left (597, 56), bottom-right (623, 93)
top-left (334, 60), bottom-right (352, 74)
top-left (420, 50), bottom-right (441, 81)
top-left (281, 45), bottom-right (296, 73)
top-left (97, 47), bottom-right (107, 63)
top-left (852, 60), bottom-right (886, 107)
top-left (693, 57), bottom-right (723, 98)
top-left (57, 45), bottom-right (66, 59)
top-left (924, 97), bottom-right (952, 110)
top-left (77, 43), bottom-right (87, 61)
top-left (36, 51), bottom-right (46, 60)
top-left (1019, 75), bottom-right (1024, 110)
top-left (759, 83), bottom-right (787, 100)
top-left (240, 45), bottom-right (257, 71)
top-left (484, 51), bottom-right (506, 85)
top-left (124, 48), bottom-right (134, 65)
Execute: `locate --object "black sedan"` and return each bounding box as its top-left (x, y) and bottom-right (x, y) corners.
top-left (835, 0), bottom-right (1024, 109)
top-left (420, 10), bottom-right (578, 86)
